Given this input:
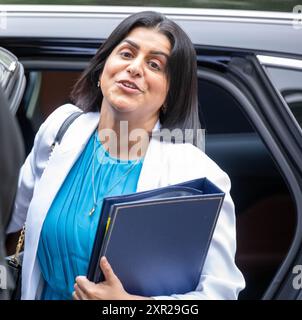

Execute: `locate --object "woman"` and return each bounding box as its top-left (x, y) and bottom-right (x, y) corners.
top-left (7, 11), bottom-right (245, 300)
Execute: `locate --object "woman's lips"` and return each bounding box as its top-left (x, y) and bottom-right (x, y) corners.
top-left (116, 81), bottom-right (143, 94)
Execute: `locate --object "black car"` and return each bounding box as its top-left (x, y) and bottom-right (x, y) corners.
top-left (1, 5), bottom-right (302, 300)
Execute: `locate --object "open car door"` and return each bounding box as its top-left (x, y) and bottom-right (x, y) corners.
top-left (197, 48), bottom-right (302, 299)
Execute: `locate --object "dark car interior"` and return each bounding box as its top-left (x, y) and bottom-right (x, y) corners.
top-left (2, 41), bottom-right (295, 300)
top-left (198, 76), bottom-right (296, 299)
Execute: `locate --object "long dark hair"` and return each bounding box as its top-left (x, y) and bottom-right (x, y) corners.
top-left (70, 11), bottom-right (201, 146)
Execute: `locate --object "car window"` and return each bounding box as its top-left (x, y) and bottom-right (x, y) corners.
top-left (198, 78), bottom-right (254, 134)
top-left (265, 67), bottom-right (302, 128)
top-left (17, 70), bottom-right (80, 154)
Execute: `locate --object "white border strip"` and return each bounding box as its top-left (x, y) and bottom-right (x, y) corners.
top-left (257, 55), bottom-right (302, 70)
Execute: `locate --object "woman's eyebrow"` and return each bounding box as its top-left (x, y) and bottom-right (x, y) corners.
top-left (121, 39), bottom-right (169, 59)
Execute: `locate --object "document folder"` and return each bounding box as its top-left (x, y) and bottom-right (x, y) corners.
top-left (87, 177), bottom-right (225, 297)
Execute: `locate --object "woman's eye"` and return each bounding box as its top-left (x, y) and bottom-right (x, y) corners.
top-left (148, 61), bottom-right (161, 71)
top-left (120, 51), bottom-right (133, 58)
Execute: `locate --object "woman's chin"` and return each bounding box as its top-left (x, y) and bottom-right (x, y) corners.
top-left (111, 103), bottom-right (137, 114)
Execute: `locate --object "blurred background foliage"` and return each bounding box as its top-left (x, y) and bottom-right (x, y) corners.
top-left (0, 0), bottom-right (301, 12)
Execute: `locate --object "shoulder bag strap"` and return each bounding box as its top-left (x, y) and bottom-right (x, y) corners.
top-left (50, 111), bottom-right (83, 151)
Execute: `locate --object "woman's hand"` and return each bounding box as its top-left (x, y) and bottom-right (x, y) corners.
top-left (73, 256), bottom-right (153, 300)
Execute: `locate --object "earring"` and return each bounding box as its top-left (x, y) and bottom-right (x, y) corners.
top-left (97, 80), bottom-right (100, 88)
top-left (161, 103), bottom-right (167, 114)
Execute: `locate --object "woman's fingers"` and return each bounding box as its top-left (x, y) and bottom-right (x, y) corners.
top-left (100, 256), bottom-right (119, 284)
top-left (73, 282), bottom-right (88, 300)
top-left (72, 259), bottom-right (127, 300)
top-left (72, 290), bottom-right (80, 300)
top-left (75, 276), bottom-right (98, 299)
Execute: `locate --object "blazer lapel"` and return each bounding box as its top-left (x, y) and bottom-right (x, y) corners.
top-left (137, 136), bottom-right (167, 192)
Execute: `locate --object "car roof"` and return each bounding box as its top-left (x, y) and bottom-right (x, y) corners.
top-left (0, 5), bottom-right (301, 58)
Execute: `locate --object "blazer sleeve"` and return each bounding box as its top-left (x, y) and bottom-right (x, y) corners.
top-left (152, 145), bottom-right (246, 300)
top-left (6, 104), bottom-right (80, 234)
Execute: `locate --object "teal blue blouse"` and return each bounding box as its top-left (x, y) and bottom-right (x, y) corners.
top-left (37, 130), bottom-right (143, 300)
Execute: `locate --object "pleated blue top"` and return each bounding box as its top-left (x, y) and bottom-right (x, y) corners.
top-left (37, 130), bottom-right (143, 300)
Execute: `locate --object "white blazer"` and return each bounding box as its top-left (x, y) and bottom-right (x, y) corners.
top-left (7, 104), bottom-right (245, 300)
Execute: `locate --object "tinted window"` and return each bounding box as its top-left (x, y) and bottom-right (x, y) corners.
top-left (266, 67), bottom-right (302, 128)
top-left (198, 79), bottom-right (254, 134)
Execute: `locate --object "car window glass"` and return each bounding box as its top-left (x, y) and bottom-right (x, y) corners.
top-left (17, 70), bottom-right (80, 154)
top-left (198, 78), bottom-right (254, 134)
top-left (265, 67), bottom-right (302, 128)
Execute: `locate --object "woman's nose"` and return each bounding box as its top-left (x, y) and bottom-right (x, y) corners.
top-left (126, 58), bottom-right (143, 77)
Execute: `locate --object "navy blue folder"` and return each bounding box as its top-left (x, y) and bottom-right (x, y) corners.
top-left (87, 177), bottom-right (225, 297)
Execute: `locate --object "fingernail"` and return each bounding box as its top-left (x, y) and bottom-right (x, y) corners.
top-left (76, 275), bottom-right (86, 282)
